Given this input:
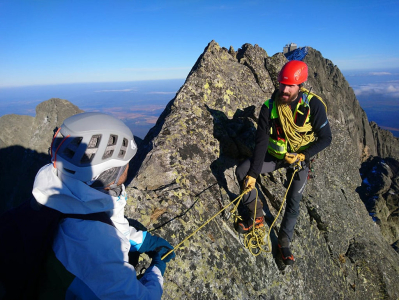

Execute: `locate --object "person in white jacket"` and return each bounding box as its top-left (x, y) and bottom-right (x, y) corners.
top-left (33, 112), bottom-right (174, 299)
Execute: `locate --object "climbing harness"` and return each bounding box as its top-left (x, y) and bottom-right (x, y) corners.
top-left (161, 161), bottom-right (303, 260)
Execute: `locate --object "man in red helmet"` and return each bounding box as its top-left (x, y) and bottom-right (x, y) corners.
top-left (235, 60), bottom-right (332, 265)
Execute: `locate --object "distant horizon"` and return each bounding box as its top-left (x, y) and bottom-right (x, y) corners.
top-left (1, 69), bottom-right (398, 138)
top-left (2, 63), bottom-right (399, 88)
top-left (1, 66), bottom-right (399, 89)
top-left (0, 77), bottom-right (187, 89)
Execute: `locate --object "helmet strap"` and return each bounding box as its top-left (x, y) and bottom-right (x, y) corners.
top-left (107, 164), bottom-right (128, 189)
top-left (89, 164), bottom-right (128, 190)
top-left (52, 133), bottom-right (70, 169)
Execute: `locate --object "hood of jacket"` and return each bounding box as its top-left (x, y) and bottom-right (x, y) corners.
top-left (32, 163), bottom-right (119, 214)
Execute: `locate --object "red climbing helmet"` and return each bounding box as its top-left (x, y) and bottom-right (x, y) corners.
top-left (278, 60), bottom-right (308, 85)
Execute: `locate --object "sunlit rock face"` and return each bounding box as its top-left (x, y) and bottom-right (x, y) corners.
top-left (125, 41), bottom-right (399, 299)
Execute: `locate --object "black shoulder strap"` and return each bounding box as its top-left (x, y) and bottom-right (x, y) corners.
top-left (270, 89), bottom-right (278, 106)
top-left (268, 89), bottom-right (278, 118)
top-left (63, 212), bottom-right (115, 228)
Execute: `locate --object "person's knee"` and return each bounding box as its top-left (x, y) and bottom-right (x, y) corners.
top-left (285, 195), bottom-right (302, 217)
top-left (285, 205), bottom-right (300, 218)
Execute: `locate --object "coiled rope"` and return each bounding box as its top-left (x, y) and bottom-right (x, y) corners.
top-left (161, 162), bottom-right (302, 260)
top-left (231, 163), bottom-right (300, 256)
top-left (232, 188), bottom-right (267, 256)
top-left (278, 87), bottom-right (327, 152)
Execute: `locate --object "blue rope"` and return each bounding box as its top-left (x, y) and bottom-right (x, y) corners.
top-left (285, 47), bottom-right (308, 61)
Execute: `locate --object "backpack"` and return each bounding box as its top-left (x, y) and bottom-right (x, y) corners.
top-left (0, 197), bottom-right (114, 300)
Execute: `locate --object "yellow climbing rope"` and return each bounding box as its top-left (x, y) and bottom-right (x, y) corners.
top-left (236, 164), bottom-right (300, 256)
top-left (277, 87), bottom-right (327, 153)
top-left (232, 188), bottom-right (267, 256)
top-left (161, 161), bottom-right (303, 260)
top-left (277, 101), bottom-right (314, 153)
top-left (161, 191), bottom-right (247, 260)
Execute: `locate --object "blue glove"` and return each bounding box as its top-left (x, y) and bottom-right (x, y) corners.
top-left (148, 252), bottom-right (166, 276)
top-left (138, 233), bottom-right (176, 262)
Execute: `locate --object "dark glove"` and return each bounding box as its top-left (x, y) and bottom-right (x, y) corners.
top-left (148, 252), bottom-right (166, 276)
top-left (139, 233), bottom-right (175, 262)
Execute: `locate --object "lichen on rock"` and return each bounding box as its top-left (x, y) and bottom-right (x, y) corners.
top-left (126, 41), bottom-right (399, 299)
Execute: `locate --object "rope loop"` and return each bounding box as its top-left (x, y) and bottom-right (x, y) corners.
top-left (161, 161), bottom-right (301, 260)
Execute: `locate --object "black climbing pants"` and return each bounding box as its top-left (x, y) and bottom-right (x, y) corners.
top-left (235, 153), bottom-right (308, 246)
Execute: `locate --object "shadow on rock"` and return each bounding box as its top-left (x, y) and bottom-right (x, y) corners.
top-left (0, 145), bottom-right (50, 214)
top-left (206, 104), bottom-right (256, 215)
top-left (206, 104), bottom-right (256, 193)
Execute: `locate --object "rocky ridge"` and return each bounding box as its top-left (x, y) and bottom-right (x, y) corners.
top-left (125, 41), bottom-right (399, 299)
top-left (0, 41), bottom-right (398, 299)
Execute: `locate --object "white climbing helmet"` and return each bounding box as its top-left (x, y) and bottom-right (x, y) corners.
top-left (50, 112), bottom-right (137, 183)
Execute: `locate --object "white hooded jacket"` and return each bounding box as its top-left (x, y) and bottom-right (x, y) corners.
top-left (33, 164), bottom-right (163, 300)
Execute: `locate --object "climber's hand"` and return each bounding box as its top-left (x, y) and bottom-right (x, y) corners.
top-left (284, 153), bottom-right (305, 164)
top-left (285, 153), bottom-right (298, 164)
top-left (243, 175), bottom-right (256, 193)
top-left (138, 233), bottom-right (175, 262)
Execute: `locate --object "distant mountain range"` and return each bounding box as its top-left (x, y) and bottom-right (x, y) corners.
top-left (0, 79), bottom-right (184, 139)
top-left (1, 71), bottom-right (398, 139)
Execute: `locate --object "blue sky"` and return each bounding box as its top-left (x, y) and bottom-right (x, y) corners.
top-left (1, 0), bottom-right (399, 87)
